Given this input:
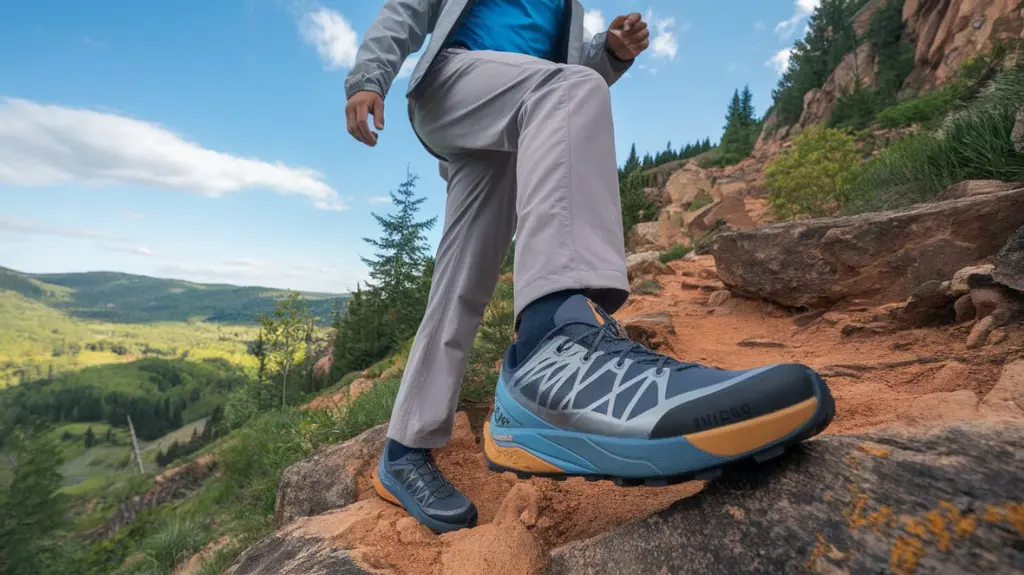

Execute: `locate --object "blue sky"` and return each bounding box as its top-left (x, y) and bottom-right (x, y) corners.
top-left (0, 0), bottom-right (814, 293)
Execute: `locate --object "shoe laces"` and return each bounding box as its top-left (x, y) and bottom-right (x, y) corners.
top-left (556, 317), bottom-right (698, 374)
top-left (406, 450), bottom-right (454, 499)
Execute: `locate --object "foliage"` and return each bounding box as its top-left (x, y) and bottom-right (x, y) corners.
top-left (154, 406), bottom-right (227, 467)
top-left (659, 244), bottom-right (692, 263)
top-left (713, 86), bottom-right (762, 166)
top-left (687, 195), bottom-right (713, 212)
top-left (256, 293), bottom-right (315, 410)
top-left (619, 166), bottom-right (658, 239)
top-left (0, 265), bottom-right (346, 325)
top-left (766, 126), bottom-right (863, 219)
top-left (772, 0), bottom-right (868, 126)
top-left (0, 431), bottom-right (67, 575)
top-left (844, 62), bottom-right (1024, 213)
top-left (0, 357), bottom-right (248, 443)
top-left (331, 171), bottom-right (436, 377)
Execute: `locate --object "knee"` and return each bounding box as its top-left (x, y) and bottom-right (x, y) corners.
top-left (565, 65), bottom-right (610, 97)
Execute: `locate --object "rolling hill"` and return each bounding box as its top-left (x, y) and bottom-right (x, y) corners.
top-left (0, 265), bottom-right (348, 323)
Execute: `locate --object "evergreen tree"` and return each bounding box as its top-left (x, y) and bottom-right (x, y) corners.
top-left (361, 169), bottom-right (438, 346)
top-left (719, 84), bottom-right (762, 164)
top-left (623, 144), bottom-right (641, 173)
top-left (0, 431), bottom-right (66, 575)
top-left (83, 426), bottom-right (95, 448)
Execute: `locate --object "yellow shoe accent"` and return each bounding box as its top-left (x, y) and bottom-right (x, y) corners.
top-left (371, 468), bottom-right (402, 506)
top-left (483, 422), bottom-right (564, 474)
top-left (684, 397), bottom-right (819, 457)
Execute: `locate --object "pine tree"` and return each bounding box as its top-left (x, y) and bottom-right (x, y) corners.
top-left (83, 426), bottom-right (95, 448)
top-left (623, 144), bottom-right (641, 173)
top-left (0, 432), bottom-right (66, 574)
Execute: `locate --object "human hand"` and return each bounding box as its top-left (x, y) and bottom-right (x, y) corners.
top-left (606, 13), bottom-right (649, 61)
top-left (345, 91), bottom-right (385, 147)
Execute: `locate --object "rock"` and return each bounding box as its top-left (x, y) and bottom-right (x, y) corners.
top-left (966, 307), bottom-right (1017, 349)
top-left (663, 164), bottom-right (712, 205)
top-left (621, 312), bottom-right (675, 351)
top-left (902, 0), bottom-right (1024, 91)
top-left (954, 293), bottom-right (976, 322)
top-left (104, 456), bottom-right (217, 538)
top-left (631, 278), bottom-right (663, 295)
top-left (971, 286), bottom-right (1011, 319)
top-left (840, 321), bottom-right (895, 337)
top-left (938, 180), bottom-right (1022, 201)
top-left (680, 277), bottom-right (725, 292)
top-left (798, 44), bottom-right (877, 129)
top-left (736, 338), bottom-right (786, 349)
top-left (548, 423), bottom-right (1024, 575)
top-left (993, 224), bottom-right (1024, 293)
top-left (1014, 106), bottom-right (1024, 154)
top-left (902, 390), bottom-right (980, 428)
top-left (706, 290), bottom-right (731, 307)
top-left (626, 252), bottom-right (673, 283)
top-left (626, 222), bottom-right (664, 254)
top-left (274, 422), bottom-right (387, 527)
top-left (896, 280), bottom-right (957, 329)
top-left (712, 186), bottom-right (1024, 309)
top-left (979, 359), bottom-right (1024, 419)
top-left (950, 264), bottom-right (995, 294)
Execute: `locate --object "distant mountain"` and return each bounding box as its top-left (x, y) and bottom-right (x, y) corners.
top-left (0, 265), bottom-right (348, 324)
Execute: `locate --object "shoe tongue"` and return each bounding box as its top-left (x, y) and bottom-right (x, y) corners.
top-left (553, 295), bottom-right (609, 329)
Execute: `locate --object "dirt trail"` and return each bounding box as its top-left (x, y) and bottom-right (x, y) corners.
top-left (287, 255), bottom-right (1023, 575)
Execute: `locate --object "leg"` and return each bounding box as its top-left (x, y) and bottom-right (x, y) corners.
top-left (410, 48), bottom-right (629, 319)
top-left (387, 151), bottom-right (517, 449)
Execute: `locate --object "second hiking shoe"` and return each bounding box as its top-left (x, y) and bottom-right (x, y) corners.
top-left (484, 295), bottom-right (835, 484)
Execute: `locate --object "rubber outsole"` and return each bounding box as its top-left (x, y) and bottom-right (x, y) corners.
top-left (484, 381), bottom-right (836, 487)
top-left (372, 461), bottom-right (479, 533)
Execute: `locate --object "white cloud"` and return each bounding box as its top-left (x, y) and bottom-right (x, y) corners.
top-left (584, 10), bottom-right (606, 41)
top-left (123, 211), bottom-right (145, 220)
top-left (0, 215), bottom-right (123, 241)
top-left (366, 195), bottom-right (392, 205)
top-left (0, 97), bottom-right (344, 210)
top-left (776, 0), bottom-right (819, 37)
top-left (300, 8), bottom-right (359, 69)
top-left (102, 244), bottom-right (158, 257)
top-left (646, 10), bottom-right (678, 60)
top-left (767, 48), bottom-right (793, 75)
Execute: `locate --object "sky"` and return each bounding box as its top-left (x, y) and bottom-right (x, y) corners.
top-left (0, 0), bottom-right (817, 294)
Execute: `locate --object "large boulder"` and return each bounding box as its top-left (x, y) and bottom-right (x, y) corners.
top-left (626, 222), bottom-right (665, 254)
top-left (712, 185), bottom-right (1024, 308)
top-left (548, 422), bottom-right (1024, 575)
top-left (993, 224), bottom-right (1024, 293)
top-left (626, 251), bottom-right (673, 283)
top-left (274, 422), bottom-right (387, 527)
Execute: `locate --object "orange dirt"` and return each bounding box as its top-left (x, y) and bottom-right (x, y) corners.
top-left (293, 255), bottom-right (1023, 575)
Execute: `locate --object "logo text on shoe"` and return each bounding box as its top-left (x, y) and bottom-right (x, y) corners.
top-left (493, 406), bottom-right (512, 427)
top-left (693, 404), bottom-right (753, 431)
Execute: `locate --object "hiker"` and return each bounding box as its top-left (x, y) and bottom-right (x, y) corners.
top-left (345, 0), bottom-right (836, 534)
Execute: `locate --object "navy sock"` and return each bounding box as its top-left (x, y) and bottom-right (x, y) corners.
top-left (516, 290), bottom-right (584, 365)
top-left (386, 439), bottom-right (417, 461)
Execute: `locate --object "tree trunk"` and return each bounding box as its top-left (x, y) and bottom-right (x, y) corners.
top-left (281, 363), bottom-right (289, 411)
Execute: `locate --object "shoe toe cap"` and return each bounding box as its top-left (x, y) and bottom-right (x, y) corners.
top-left (649, 363), bottom-right (824, 438)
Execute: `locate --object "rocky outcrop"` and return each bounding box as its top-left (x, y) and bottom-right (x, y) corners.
top-left (275, 422), bottom-right (387, 527)
top-left (104, 455), bottom-right (217, 538)
top-left (937, 179), bottom-right (1022, 200)
top-left (798, 43), bottom-right (878, 128)
top-left (711, 184), bottom-right (1024, 308)
top-left (548, 422), bottom-right (1024, 575)
top-left (625, 222), bottom-right (665, 253)
top-left (902, 0), bottom-right (1024, 91)
top-left (993, 224), bottom-right (1024, 292)
top-left (626, 251), bottom-right (673, 283)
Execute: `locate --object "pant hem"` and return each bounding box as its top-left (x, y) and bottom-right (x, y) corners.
top-left (514, 268), bottom-right (630, 318)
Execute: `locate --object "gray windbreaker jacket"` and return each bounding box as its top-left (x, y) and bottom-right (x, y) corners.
top-left (344, 0), bottom-right (634, 101)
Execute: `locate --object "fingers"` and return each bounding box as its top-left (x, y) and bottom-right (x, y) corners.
top-left (371, 96), bottom-right (384, 131)
top-left (624, 12), bottom-right (642, 28)
top-left (609, 14), bottom-right (628, 30)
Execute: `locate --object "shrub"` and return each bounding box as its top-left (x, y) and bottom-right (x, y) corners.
top-left (687, 195), bottom-right (713, 212)
top-left (462, 279), bottom-right (514, 405)
top-left (845, 63), bottom-right (1024, 213)
top-left (659, 244), bottom-right (692, 263)
top-left (875, 86), bottom-right (963, 129)
top-left (765, 126), bottom-right (863, 219)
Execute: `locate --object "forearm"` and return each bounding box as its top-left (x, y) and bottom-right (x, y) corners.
top-left (580, 32), bottom-right (634, 86)
top-left (344, 0), bottom-right (441, 99)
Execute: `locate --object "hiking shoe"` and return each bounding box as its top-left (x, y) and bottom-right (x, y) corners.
top-left (372, 440), bottom-right (478, 533)
top-left (483, 295), bottom-right (835, 484)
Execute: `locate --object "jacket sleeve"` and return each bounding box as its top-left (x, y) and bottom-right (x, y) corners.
top-left (581, 32), bottom-right (634, 86)
top-left (344, 0), bottom-right (443, 100)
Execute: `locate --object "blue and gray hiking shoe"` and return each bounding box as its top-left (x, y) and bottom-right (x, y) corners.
top-left (372, 440), bottom-right (478, 533)
top-left (484, 295), bottom-right (836, 485)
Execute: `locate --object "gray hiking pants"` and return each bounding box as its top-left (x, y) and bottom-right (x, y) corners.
top-left (387, 48), bottom-right (629, 448)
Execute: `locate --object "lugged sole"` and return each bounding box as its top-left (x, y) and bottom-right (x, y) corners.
top-left (484, 378), bottom-right (836, 486)
top-left (372, 461), bottom-right (478, 533)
